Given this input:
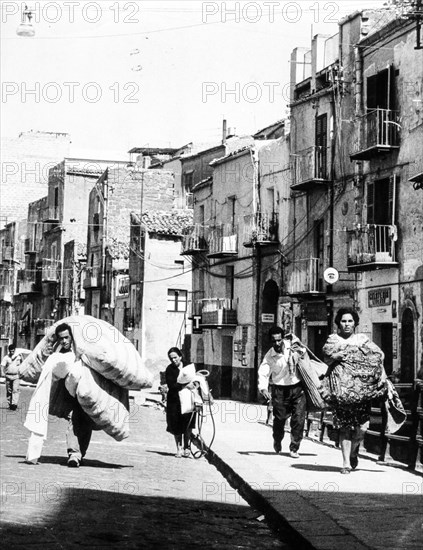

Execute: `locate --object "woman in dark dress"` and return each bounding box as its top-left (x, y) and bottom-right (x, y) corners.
top-left (165, 347), bottom-right (195, 458)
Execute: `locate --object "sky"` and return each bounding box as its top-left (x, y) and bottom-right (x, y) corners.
top-left (1, 0), bottom-right (387, 160)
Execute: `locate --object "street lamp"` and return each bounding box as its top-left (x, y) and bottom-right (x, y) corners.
top-left (16, 5), bottom-right (35, 37)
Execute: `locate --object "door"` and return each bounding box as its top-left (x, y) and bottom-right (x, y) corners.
top-left (221, 335), bottom-right (233, 398)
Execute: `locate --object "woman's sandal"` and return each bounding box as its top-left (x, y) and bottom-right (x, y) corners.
top-left (340, 467), bottom-right (352, 474)
top-left (175, 451), bottom-right (182, 458)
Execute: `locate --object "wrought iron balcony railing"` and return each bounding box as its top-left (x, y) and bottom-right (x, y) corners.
top-left (208, 224), bottom-right (238, 258)
top-left (17, 270), bottom-right (40, 294)
top-left (347, 224), bottom-right (398, 270)
top-left (287, 258), bottom-right (324, 294)
top-left (42, 259), bottom-right (60, 282)
top-left (196, 297), bottom-right (237, 327)
top-left (181, 224), bottom-right (208, 255)
top-left (42, 206), bottom-right (60, 223)
top-left (0, 286), bottom-right (13, 302)
top-left (351, 108), bottom-right (400, 160)
top-left (291, 146), bottom-right (331, 191)
top-left (243, 212), bottom-right (278, 247)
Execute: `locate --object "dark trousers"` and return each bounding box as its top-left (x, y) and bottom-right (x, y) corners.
top-left (6, 377), bottom-right (20, 407)
top-left (66, 400), bottom-right (93, 460)
top-left (271, 384), bottom-right (307, 452)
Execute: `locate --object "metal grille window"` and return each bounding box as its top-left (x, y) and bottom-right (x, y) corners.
top-left (167, 289), bottom-right (187, 312)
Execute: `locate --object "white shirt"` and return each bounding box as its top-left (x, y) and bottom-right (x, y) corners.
top-left (258, 340), bottom-right (301, 391)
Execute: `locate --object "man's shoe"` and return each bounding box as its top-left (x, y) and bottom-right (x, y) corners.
top-left (273, 441), bottom-right (281, 454)
top-left (350, 455), bottom-right (358, 470)
top-left (67, 455), bottom-right (80, 468)
top-left (9, 404), bottom-right (17, 411)
top-left (290, 450), bottom-right (300, 459)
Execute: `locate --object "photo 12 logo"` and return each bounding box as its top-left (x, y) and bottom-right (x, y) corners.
top-left (1, 81), bottom-right (140, 104)
top-left (1, 2), bottom-right (141, 25)
top-left (201, 2), bottom-right (340, 24)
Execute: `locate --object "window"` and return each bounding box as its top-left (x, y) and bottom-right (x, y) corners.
top-left (225, 266), bottom-right (234, 300)
top-left (167, 289), bottom-right (187, 312)
top-left (228, 196), bottom-right (236, 229)
top-left (174, 260), bottom-right (184, 272)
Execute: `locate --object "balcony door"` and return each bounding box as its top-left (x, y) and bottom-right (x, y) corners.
top-left (315, 114), bottom-right (328, 179)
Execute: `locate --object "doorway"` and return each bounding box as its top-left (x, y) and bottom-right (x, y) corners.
top-left (221, 335), bottom-right (233, 398)
top-left (308, 325), bottom-right (329, 361)
top-left (373, 323), bottom-right (393, 376)
top-left (400, 308), bottom-right (415, 383)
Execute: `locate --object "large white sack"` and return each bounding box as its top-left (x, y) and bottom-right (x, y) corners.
top-left (76, 365), bottom-right (130, 441)
top-left (19, 315), bottom-right (153, 390)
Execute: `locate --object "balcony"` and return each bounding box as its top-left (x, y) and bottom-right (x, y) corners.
top-left (0, 286), bottom-right (13, 302)
top-left (347, 224), bottom-right (398, 271)
top-left (42, 206), bottom-right (60, 223)
top-left (288, 258), bottom-right (324, 295)
top-left (83, 266), bottom-right (102, 289)
top-left (24, 238), bottom-right (39, 255)
top-left (0, 246), bottom-right (14, 263)
top-left (34, 318), bottom-right (54, 336)
top-left (17, 271), bottom-right (40, 294)
top-left (291, 146), bottom-right (331, 191)
top-left (350, 108), bottom-right (400, 160)
top-left (198, 298), bottom-right (237, 328)
top-left (207, 224), bottom-right (238, 258)
top-left (243, 213), bottom-right (278, 247)
top-left (42, 259), bottom-right (60, 282)
top-left (181, 224), bottom-right (208, 255)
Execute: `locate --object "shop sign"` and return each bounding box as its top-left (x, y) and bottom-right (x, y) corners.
top-left (262, 313), bottom-right (275, 323)
top-left (368, 288), bottom-right (391, 308)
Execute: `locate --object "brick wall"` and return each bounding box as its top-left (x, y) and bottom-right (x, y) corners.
top-left (1, 131), bottom-right (71, 224)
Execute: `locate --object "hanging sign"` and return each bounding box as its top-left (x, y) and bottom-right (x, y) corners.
top-left (323, 267), bottom-right (339, 284)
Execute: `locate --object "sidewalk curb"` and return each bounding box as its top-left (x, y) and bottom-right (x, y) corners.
top-left (203, 442), bottom-right (317, 550)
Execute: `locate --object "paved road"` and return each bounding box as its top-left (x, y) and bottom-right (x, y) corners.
top-left (1, 386), bottom-right (289, 549)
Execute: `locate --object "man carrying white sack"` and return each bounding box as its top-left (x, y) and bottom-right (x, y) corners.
top-left (21, 314), bottom-right (154, 467)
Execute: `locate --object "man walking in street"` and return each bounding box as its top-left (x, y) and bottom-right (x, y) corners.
top-left (258, 326), bottom-right (307, 458)
top-left (1, 344), bottom-right (22, 410)
top-left (54, 322), bottom-right (95, 468)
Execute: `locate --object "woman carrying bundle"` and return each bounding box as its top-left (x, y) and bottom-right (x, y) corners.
top-left (322, 308), bottom-right (389, 474)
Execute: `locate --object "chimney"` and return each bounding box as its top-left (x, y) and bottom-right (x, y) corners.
top-left (222, 119), bottom-right (227, 144)
top-left (227, 127), bottom-right (236, 139)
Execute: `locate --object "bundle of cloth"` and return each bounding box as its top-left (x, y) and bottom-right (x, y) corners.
top-left (19, 315), bottom-right (154, 460)
top-left (321, 333), bottom-right (406, 433)
top-left (321, 334), bottom-right (387, 406)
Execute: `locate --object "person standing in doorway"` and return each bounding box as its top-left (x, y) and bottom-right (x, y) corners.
top-left (1, 344), bottom-right (23, 410)
top-left (258, 326), bottom-right (307, 458)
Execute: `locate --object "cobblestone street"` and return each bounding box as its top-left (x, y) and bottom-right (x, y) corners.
top-left (0, 386), bottom-right (289, 549)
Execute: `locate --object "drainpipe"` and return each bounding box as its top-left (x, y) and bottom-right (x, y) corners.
top-left (101, 169), bottom-right (109, 313)
top-left (253, 147), bottom-right (261, 401)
